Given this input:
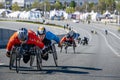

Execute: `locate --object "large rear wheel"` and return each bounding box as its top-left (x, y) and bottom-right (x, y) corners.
top-left (65, 45), bottom-right (68, 53)
top-left (73, 42), bottom-right (76, 53)
top-left (52, 44), bottom-right (58, 66)
top-left (73, 46), bottom-right (75, 53)
top-left (16, 54), bottom-right (21, 73)
top-left (36, 49), bottom-right (42, 70)
top-left (9, 48), bottom-right (16, 70)
top-left (9, 53), bottom-right (15, 70)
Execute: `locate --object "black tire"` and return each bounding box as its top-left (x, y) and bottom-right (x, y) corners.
top-left (78, 39), bottom-right (80, 44)
top-left (9, 53), bottom-right (14, 70)
top-left (36, 49), bottom-right (42, 70)
top-left (65, 46), bottom-right (67, 53)
top-left (60, 46), bottom-right (62, 53)
top-left (72, 42), bottom-right (76, 53)
top-left (52, 44), bottom-right (58, 66)
top-left (9, 48), bottom-right (16, 70)
top-left (30, 55), bottom-right (35, 67)
top-left (16, 54), bottom-right (21, 73)
top-left (73, 46), bottom-right (75, 53)
top-left (83, 41), bottom-right (85, 45)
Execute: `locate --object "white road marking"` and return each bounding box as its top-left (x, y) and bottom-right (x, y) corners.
top-left (100, 32), bottom-right (120, 57)
top-left (108, 31), bottom-right (120, 40)
top-left (0, 63), bottom-right (4, 65)
top-left (91, 24), bottom-right (120, 57)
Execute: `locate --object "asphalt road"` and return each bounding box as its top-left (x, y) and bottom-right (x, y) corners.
top-left (0, 20), bottom-right (120, 80)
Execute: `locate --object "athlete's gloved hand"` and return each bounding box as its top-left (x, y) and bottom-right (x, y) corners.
top-left (6, 51), bottom-right (10, 58)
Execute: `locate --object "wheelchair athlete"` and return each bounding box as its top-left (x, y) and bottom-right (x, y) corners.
top-left (60, 33), bottom-right (76, 47)
top-left (81, 37), bottom-right (89, 45)
top-left (6, 28), bottom-right (45, 64)
top-left (37, 26), bottom-right (60, 61)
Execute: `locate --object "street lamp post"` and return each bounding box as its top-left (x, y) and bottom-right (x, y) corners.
top-left (44, 2), bottom-right (46, 18)
top-left (5, 0), bottom-right (6, 9)
top-left (86, 4), bottom-right (88, 12)
top-left (118, 11), bottom-right (120, 26)
top-left (29, 0), bottom-right (31, 9)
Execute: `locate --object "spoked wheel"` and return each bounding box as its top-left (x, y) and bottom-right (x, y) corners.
top-left (73, 42), bottom-right (76, 53)
top-left (36, 49), bottom-right (42, 70)
top-left (60, 46), bottom-right (63, 53)
top-left (52, 44), bottom-right (58, 66)
top-left (65, 46), bottom-right (68, 53)
top-left (9, 54), bottom-right (12, 70)
top-left (16, 54), bottom-right (21, 73)
top-left (73, 46), bottom-right (75, 53)
top-left (9, 47), bottom-right (16, 70)
top-left (9, 52), bottom-right (15, 70)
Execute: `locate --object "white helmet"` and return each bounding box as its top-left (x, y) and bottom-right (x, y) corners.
top-left (18, 28), bottom-right (28, 41)
top-left (68, 30), bottom-right (74, 37)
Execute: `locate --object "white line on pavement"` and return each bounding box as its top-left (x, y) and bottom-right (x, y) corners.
top-left (91, 24), bottom-right (120, 57)
top-left (0, 63), bottom-right (4, 65)
top-left (100, 32), bottom-right (120, 57)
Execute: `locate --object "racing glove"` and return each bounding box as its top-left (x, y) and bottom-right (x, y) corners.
top-left (6, 51), bottom-right (10, 58)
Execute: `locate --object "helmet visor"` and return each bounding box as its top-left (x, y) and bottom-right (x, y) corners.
top-left (37, 30), bottom-right (45, 35)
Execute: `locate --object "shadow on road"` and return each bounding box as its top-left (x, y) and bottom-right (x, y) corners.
top-left (64, 52), bottom-right (96, 54)
top-left (0, 65), bottom-right (102, 75)
top-left (57, 66), bottom-right (102, 70)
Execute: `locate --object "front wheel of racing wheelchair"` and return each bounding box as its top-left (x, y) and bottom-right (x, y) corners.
top-left (9, 44), bottom-right (42, 73)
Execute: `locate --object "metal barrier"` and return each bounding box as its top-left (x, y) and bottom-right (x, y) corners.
top-left (0, 28), bottom-right (15, 48)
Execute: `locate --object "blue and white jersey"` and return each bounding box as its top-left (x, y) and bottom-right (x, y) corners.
top-left (73, 33), bottom-right (80, 40)
top-left (45, 31), bottom-right (60, 43)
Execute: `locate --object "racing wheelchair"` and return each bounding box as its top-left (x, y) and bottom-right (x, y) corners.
top-left (80, 37), bottom-right (89, 45)
top-left (43, 41), bottom-right (58, 67)
top-left (60, 41), bottom-right (76, 53)
top-left (9, 44), bottom-right (42, 73)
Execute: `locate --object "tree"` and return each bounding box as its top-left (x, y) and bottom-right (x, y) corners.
top-left (91, 5), bottom-right (99, 12)
top-left (12, 2), bottom-right (20, 11)
top-left (98, 0), bottom-right (115, 13)
top-left (116, 2), bottom-right (120, 11)
top-left (97, 1), bottom-right (106, 13)
top-left (43, 0), bottom-right (51, 11)
top-left (112, 2), bottom-right (116, 11)
top-left (75, 6), bottom-right (81, 11)
top-left (66, 7), bottom-right (75, 14)
top-left (89, 2), bottom-right (94, 10)
top-left (69, 1), bottom-right (76, 8)
top-left (64, 1), bottom-right (67, 8)
top-left (32, 1), bottom-right (40, 9)
top-left (55, 1), bottom-right (60, 9)
top-left (0, 3), bottom-right (4, 9)
top-left (54, 0), bottom-right (62, 10)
